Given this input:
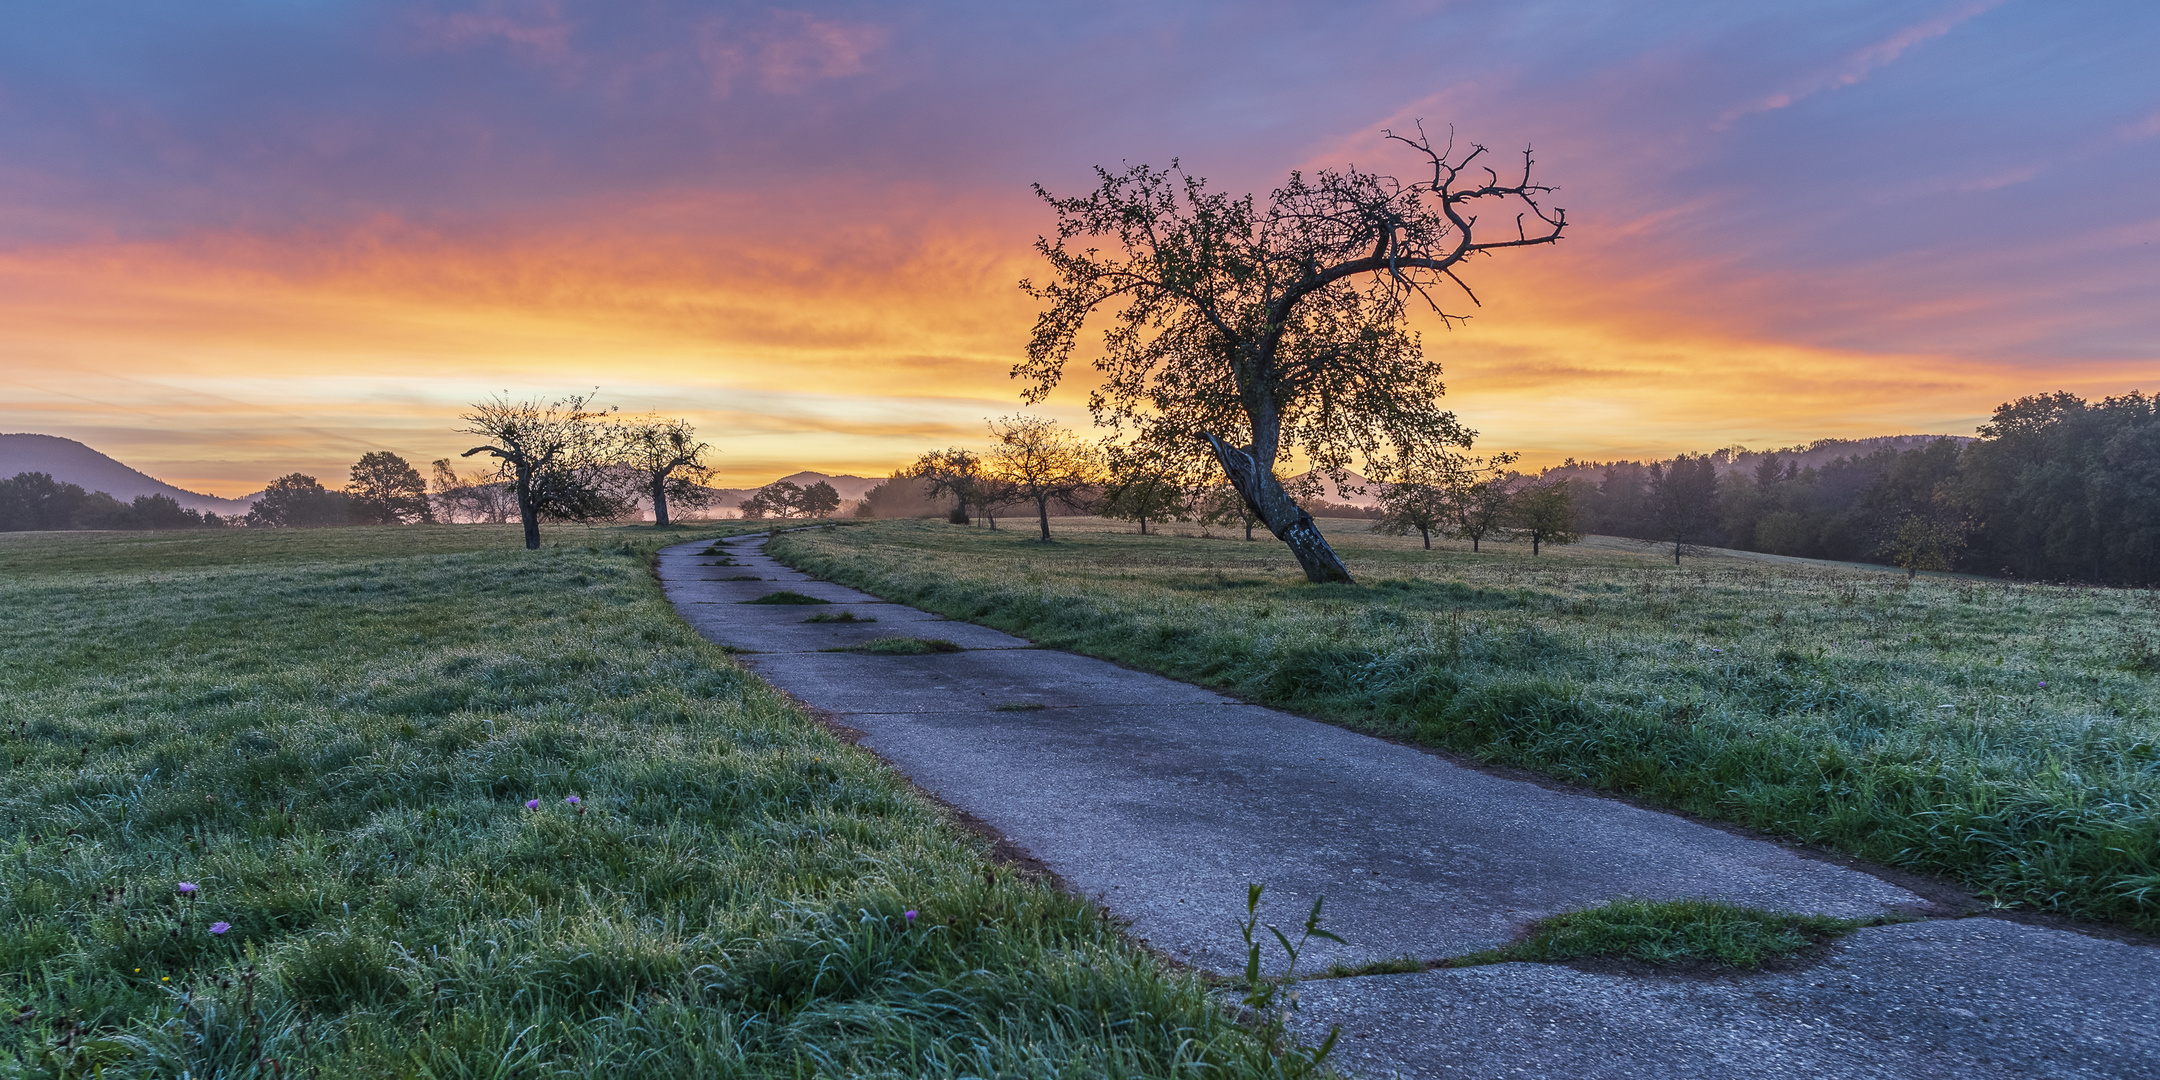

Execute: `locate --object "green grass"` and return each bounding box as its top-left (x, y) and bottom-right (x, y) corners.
top-left (768, 519), bottom-right (2160, 932)
top-left (0, 524), bottom-right (1280, 1078)
top-left (804, 611), bottom-right (875, 624)
top-left (1455, 899), bottom-right (1866, 969)
top-left (827, 637), bottom-right (964, 656)
top-left (742, 591), bottom-right (830, 605)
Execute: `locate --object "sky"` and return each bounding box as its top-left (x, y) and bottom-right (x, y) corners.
top-left (1, 0), bottom-right (2154, 495)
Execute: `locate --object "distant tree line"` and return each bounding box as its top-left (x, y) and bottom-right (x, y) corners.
top-left (0, 474), bottom-right (234, 531)
top-left (1562, 391), bottom-right (2159, 584)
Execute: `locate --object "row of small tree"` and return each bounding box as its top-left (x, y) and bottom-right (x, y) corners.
top-left (1372, 453), bottom-right (1580, 554)
top-left (237, 396), bottom-right (722, 548)
top-left (452, 394), bottom-right (719, 549)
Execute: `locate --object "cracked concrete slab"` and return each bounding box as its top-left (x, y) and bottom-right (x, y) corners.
top-left (660, 537), bottom-right (1924, 974)
top-left (1286, 918), bottom-right (2160, 1080)
top-left (676, 604), bottom-right (1032, 653)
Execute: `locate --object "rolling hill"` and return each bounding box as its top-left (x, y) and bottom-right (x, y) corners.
top-left (0, 434), bottom-right (256, 515)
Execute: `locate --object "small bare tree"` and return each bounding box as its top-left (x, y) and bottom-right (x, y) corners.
top-left (1022, 125), bottom-right (1565, 582)
top-left (616, 417), bottom-right (716, 527)
top-left (458, 392), bottom-right (626, 550)
top-left (429, 459), bottom-right (511, 523)
top-left (986, 416), bottom-right (1102, 542)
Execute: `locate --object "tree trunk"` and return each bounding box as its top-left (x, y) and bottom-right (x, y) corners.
top-left (1203, 433), bottom-right (1353, 583)
top-left (651, 473), bottom-right (671, 528)
top-left (1532, 533), bottom-right (1541, 555)
top-left (515, 465), bottom-right (541, 550)
top-left (1035, 495), bottom-right (1052, 542)
top-left (1420, 527), bottom-right (1430, 550)
top-left (1471, 534), bottom-right (1480, 553)
top-left (1138, 515), bottom-right (1148, 535)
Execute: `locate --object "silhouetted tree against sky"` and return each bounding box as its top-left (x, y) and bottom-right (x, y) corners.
top-left (1508, 477), bottom-right (1581, 555)
top-left (1022, 126), bottom-right (1565, 582)
top-left (248, 473), bottom-right (351, 528)
top-left (907, 448), bottom-right (989, 524)
top-left (1099, 446), bottom-right (1188, 535)
top-left (738, 479), bottom-right (839, 519)
top-left (458, 393), bottom-right (623, 550)
top-left (987, 415), bottom-right (1101, 542)
top-left (616, 417), bottom-right (715, 527)
top-left (347, 451), bottom-right (433, 524)
top-left (1648, 454), bottom-right (1720, 564)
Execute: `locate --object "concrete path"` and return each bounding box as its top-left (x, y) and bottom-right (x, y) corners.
top-left (659, 534), bottom-right (2158, 1079)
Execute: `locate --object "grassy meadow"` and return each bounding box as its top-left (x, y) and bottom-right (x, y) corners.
top-left (0, 524), bottom-right (1279, 1078)
top-left (769, 518), bottom-right (2160, 933)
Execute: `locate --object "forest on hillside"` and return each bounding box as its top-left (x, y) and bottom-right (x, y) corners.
top-left (1559, 391), bottom-right (2159, 585)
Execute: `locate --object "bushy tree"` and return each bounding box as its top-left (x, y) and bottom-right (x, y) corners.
top-left (906, 448), bottom-right (989, 524)
top-left (797, 480), bottom-right (841, 518)
top-left (853, 473), bottom-right (943, 519)
top-left (248, 474), bottom-right (353, 528)
top-left (1099, 447), bottom-right (1188, 535)
top-left (458, 393), bottom-right (628, 549)
top-left (615, 418), bottom-right (716, 527)
top-left (1374, 478), bottom-right (1449, 549)
top-left (0, 472), bottom-right (90, 531)
top-left (1507, 477), bottom-right (1580, 555)
top-left (347, 451), bottom-right (434, 524)
top-left (1647, 454), bottom-right (1719, 564)
top-left (1021, 126), bottom-right (1565, 582)
top-left (738, 480), bottom-right (841, 519)
top-left (987, 416), bottom-right (1102, 542)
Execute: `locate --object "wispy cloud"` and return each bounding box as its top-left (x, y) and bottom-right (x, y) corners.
top-left (1716, 0), bottom-right (2009, 127)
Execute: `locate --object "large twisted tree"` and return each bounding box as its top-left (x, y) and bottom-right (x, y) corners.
top-left (1020, 127), bottom-right (1565, 582)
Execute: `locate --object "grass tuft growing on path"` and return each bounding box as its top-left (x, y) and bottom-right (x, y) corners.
top-left (0, 524), bottom-right (1276, 1078)
top-left (830, 637), bottom-right (964, 655)
top-left (769, 520), bottom-right (2160, 933)
top-left (1458, 899), bottom-right (1866, 969)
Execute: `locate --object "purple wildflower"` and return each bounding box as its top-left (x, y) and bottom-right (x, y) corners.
top-left (2038, 681), bottom-right (2047, 688)
top-left (176, 882), bottom-right (198, 895)
top-left (525, 799), bottom-right (541, 810)
top-left (904, 909), bottom-right (918, 923)
top-left (208, 921), bottom-right (231, 935)
top-left (564, 795), bottom-right (580, 805)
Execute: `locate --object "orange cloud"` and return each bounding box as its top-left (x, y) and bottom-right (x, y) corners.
top-left (2, 177), bottom-right (2148, 494)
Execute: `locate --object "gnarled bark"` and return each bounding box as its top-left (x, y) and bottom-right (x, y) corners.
top-left (1203, 433), bottom-right (1353, 584)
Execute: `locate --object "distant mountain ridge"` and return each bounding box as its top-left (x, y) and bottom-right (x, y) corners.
top-left (0, 434), bottom-right (256, 515)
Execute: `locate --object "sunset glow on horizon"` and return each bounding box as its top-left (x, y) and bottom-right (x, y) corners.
top-left (3, 2), bottom-right (2154, 496)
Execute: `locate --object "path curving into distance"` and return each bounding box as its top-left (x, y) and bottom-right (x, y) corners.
top-left (659, 533), bottom-right (2159, 1080)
